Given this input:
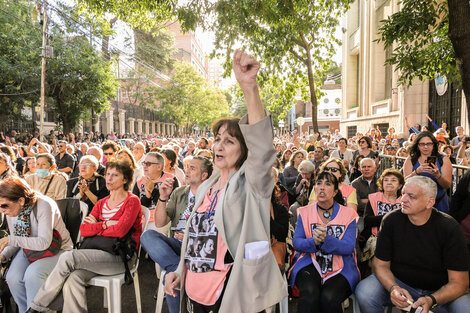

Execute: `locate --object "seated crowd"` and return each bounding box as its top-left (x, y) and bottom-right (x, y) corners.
top-left (0, 58), bottom-right (469, 312)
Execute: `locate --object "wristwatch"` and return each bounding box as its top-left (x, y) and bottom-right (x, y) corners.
top-left (426, 294), bottom-right (437, 308)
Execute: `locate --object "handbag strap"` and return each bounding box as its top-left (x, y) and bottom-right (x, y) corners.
top-left (44, 175), bottom-right (55, 195)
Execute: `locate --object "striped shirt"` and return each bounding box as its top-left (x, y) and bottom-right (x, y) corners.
top-left (101, 199), bottom-right (124, 221)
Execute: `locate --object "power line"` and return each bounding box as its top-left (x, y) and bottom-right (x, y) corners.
top-left (47, 0), bottom-right (170, 81)
top-left (0, 89), bottom-right (39, 96)
top-left (0, 5), bottom-right (161, 91)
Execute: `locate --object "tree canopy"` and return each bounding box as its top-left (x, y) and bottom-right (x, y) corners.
top-left (156, 62), bottom-right (229, 134)
top-left (0, 0), bottom-right (118, 133)
top-left (133, 27), bottom-right (176, 73)
top-left (76, 0), bottom-right (349, 132)
top-left (0, 0), bottom-right (42, 120)
top-left (378, 0), bottom-right (470, 121)
top-left (208, 0), bottom-right (351, 132)
top-left (47, 26), bottom-right (118, 133)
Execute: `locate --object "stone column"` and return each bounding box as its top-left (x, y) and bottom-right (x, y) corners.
top-left (93, 114), bottom-right (101, 133)
top-left (151, 122), bottom-right (156, 135)
top-left (77, 120), bottom-right (84, 134)
top-left (105, 108), bottom-right (114, 135)
top-left (128, 118), bottom-right (135, 134)
top-left (137, 119), bottom-right (143, 134)
top-left (118, 109), bottom-right (126, 135)
top-left (145, 120), bottom-right (150, 136)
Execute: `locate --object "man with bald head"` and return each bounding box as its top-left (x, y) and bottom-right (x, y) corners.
top-left (356, 176), bottom-right (470, 313)
top-left (352, 157), bottom-right (378, 218)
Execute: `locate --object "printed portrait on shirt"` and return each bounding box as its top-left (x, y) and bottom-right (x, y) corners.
top-left (316, 251), bottom-right (333, 275)
top-left (377, 201), bottom-right (400, 216)
top-left (185, 212), bottom-right (218, 272)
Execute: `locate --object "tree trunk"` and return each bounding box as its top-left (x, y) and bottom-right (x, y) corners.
top-left (54, 86), bottom-right (71, 133)
top-left (305, 50), bottom-right (319, 134)
top-left (448, 0), bottom-right (470, 122)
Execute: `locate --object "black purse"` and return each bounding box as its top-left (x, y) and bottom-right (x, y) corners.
top-left (78, 235), bottom-right (116, 255)
top-left (78, 227), bottom-right (137, 285)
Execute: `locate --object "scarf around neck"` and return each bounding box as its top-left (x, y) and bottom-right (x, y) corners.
top-left (13, 205), bottom-right (34, 237)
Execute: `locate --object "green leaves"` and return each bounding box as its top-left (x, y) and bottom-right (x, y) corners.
top-left (0, 0), bottom-right (117, 132)
top-left (377, 0), bottom-right (459, 86)
top-left (0, 0), bottom-right (42, 119)
top-left (156, 62), bottom-right (229, 134)
top-left (205, 0), bottom-right (351, 132)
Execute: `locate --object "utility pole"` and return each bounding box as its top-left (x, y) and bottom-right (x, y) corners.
top-left (39, 0), bottom-right (48, 141)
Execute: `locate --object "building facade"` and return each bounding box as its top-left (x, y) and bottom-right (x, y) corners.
top-left (290, 83), bottom-right (342, 135)
top-left (166, 20), bottom-right (209, 79)
top-left (341, 0), bottom-right (468, 139)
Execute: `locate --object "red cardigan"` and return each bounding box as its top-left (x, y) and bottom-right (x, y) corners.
top-left (80, 192), bottom-right (143, 248)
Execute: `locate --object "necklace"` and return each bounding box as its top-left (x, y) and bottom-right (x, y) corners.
top-left (318, 204), bottom-right (334, 219)
top-left (206, 179), bottom-right (223, 218)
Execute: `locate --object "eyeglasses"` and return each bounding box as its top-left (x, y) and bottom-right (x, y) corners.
top-left (143, 161), bottom-right (160, 167)
top-left (0, 203), bottom-right (10, 209)
top-left (324, 167), bottom-right (340, 173)
top-left (418, 142), bottom-right (434, 147)
top-left (359, 140), bottom-right (366, 144)
top-left (79, 163), bottom-right (94, 168)
top-left (103, 153), bottom-right (114, 156)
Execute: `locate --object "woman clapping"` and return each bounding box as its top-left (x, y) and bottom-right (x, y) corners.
top-left (290, 171), bottom-right (359, 313)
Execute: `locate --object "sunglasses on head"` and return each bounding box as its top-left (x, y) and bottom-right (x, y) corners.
top-left (324, 167), bottom-right (340, 173)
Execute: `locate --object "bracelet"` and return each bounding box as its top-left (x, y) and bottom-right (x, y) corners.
top-left (158, 198), bottom-right (167, 202)
top-left (388, 284), bottom-right (399, 293)
top-left (427, 294), bottom-right (437, 308)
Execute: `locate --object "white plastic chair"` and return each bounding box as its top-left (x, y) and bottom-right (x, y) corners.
top-left (88, 206), bottom-right (150, 313)
top-left (343, 294), bottom-right (361, 313)
top-left (154, 220), bottom-right (175, 313)
top-left (77, 201), bottom-right (88, 242)
top-left (155, 269), bottom-right (166, 313)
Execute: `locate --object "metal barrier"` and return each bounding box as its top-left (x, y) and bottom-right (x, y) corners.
top-left (377, 154), bottom-right (470, 192)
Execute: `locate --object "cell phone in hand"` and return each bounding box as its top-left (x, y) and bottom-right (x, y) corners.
top-left (426, 156), bottom-right (437, 165)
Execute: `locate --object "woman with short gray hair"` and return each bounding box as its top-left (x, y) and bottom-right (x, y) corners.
top-left (66, 155), bottom-right (109, 214)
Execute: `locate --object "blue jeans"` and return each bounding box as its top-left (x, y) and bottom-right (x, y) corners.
top-left (6, 249), bottom-right (64, 313)
top-left (141, 230), bottom-right (182, 313)
top-left (355, 274), bottom-right (470, 313)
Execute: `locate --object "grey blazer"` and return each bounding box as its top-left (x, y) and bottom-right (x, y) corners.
top-left (176, 113), bottom-right (287, 312)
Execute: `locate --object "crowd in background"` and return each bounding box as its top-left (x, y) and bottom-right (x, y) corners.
top-left (0, 113), bottom-right (469, 313)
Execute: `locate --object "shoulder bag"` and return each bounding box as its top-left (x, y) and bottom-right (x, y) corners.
top-left (23, 203), bottom-right (62, 262)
